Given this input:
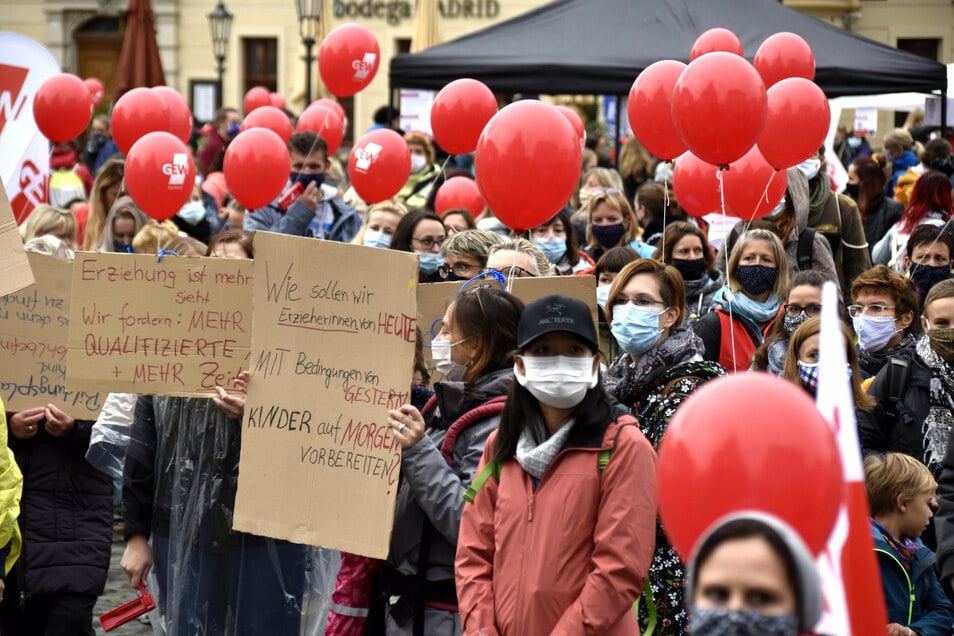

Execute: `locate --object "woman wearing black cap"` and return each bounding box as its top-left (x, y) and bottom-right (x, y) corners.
top-left (456, 294), bottom-right (658, 635)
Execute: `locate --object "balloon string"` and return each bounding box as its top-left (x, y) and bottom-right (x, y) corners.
top-left (717, 167), bottom-right (737, 373)
top-left (661, 182), bottom-right (669, 262)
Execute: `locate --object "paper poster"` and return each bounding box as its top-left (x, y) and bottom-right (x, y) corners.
top-left (233, 232), bottom-right (418, 558)
top-left (853, 107), bottom-right (877, 138)
top-left (65, 252), bottom-right (253, 396)
top-left (0, 252), bottom-right (103, 419)
top-left (0, 187), bottom-right (33, 296)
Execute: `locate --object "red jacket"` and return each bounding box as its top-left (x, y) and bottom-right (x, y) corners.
top-left (455, 418), bottom-right (657, 636)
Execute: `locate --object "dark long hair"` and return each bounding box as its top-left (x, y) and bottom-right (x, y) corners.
top-left (451, 287), bottom-right (525, 385)
top-left (851, 157), bottom-right (886, 224)
top-left (493, 337), bottom-right (616, 462)
top-left (390, 208), bottom-right (444, 253)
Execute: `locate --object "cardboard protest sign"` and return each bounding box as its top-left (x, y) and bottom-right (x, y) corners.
top-left (0, 253), bottom-right (103, 419)
top-left (417, 275), bottom-right (597, 378)
top-left (233, 232), bottom-right (418, 558)
top-left (0, 188), bottom-right (34, 297)
top-left (66, 252), bottom-right (252, 396)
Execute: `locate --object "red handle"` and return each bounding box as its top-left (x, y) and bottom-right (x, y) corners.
top-left (99, 585), bottom-right (156, 632)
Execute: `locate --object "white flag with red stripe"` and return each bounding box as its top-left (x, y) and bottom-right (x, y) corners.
top-left (813, 281), bottom-right (888, 634)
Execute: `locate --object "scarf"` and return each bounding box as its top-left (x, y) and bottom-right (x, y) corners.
top-left (916, 335), bottom-right (954, 475)
top-left (713, 286), bottom-right (782, 324)
top-left (857, 333), bottom-right (917, 378)
top-left (765, 336), bottom-right (789, 376)
top-left (807, 177), bottom-right (832, 227)
top-left (684, 269), bottom-right (725, 319)
top-left (872, 518), bottom-right (919, 571)
top-left (515, 417), bottom-right (575, 480)
top-left (603, 326), bottom-right (703, 407)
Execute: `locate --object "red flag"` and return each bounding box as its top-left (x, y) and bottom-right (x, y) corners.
top-left (813, 281), bottom-right (888, 634)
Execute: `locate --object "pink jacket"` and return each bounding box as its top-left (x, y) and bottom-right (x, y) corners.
top-left (455, 419), bottom-right (657, 636)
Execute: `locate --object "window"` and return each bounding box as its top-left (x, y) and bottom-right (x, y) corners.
top-left (243, 38), bottom-right (278, 93)
top-left (897, 38), bottom-right (940, 62)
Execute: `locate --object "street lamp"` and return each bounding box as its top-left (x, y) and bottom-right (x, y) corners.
top-left (207, 1), bottom-right (234, 111)
top-left (295, 0), bottom-right (322, 104)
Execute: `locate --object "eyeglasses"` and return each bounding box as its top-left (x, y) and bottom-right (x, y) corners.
top-left (784, 303), bottom-right (823, 317)
top-left (412, 236), bottom-right (445, 250)
top-left (483, 266), bottom-right (536, 279)
top-left (438, 262), bottom-right (482, 279)
top-left (847, 303), bottom-right (896, 318)
top-left (612, 297), bottom-right (667, 309)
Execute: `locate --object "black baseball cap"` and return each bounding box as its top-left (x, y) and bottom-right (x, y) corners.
top-left (517, 294), bottom-right (598, 351)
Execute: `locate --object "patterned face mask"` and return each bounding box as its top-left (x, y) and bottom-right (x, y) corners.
top-left (691, 607), bottom-right (798, 636)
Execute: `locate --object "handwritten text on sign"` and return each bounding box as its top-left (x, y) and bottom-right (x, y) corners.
top-left (234, 233), bottom-right (418, 559)
top-left (65, 253), bottom-right (252, 396)
top-left (0, 253), bottom-right (103, 419)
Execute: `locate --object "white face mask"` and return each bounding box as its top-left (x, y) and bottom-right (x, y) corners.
top-left (595, 284), bottom-right (611, 309)
top-left (797, 158), bottom-right (821, 180)
top-left (410, 154), bottom-right (428, 174)
top-left (178, 200), bottom-right (207, 224)
top-left (362, 229), bottom-right (391, 249)
top-left (431, 338), bottom-right (469, 381)
top-left (514, 354), bottom-right (598, 409)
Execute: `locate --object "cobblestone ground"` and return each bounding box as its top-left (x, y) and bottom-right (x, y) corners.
top-left (92, 532), bottom-right (153, 636)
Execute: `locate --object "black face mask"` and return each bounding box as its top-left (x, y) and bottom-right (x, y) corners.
top-left (844, 183), bottom-right (860, 200)
top-left (113, 239), bottom-right (132, 253)
top-left (672, 258), bottom-right (707, 282)
top-left (910, 263), bottom-right (951, 294)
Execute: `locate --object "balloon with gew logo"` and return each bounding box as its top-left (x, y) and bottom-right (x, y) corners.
top-left (124, 132), bottom-right (196, 221)
top-left (319, 24), bottom-right (381, 98)
top-left (347, 128), bottom-right (410, 204)
top-left (657, 373), bottom-right (842, 560)
top-left (475, 101), bottom-right (581, 233)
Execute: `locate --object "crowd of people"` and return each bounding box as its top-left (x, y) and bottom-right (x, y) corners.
top-left (8, 101), bottom-right (954, 635)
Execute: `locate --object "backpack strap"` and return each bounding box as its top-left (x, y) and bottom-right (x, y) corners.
top-left (463, 459), bottom-right (502, 504)
top-left (439, 395), bottom-right (507, 466)
top-left (633, 579), bottom-right (658, 636)
top-left (797, 227), bottom-right (816, 271)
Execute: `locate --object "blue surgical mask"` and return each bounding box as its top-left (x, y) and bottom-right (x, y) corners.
top-left (177, 201), bottom-right (207, 225)
top-left (227, 122), bottom-right (241, 137)
top-left (362, 229), bottom-right (392, 249)
top-left (532, 237), bottom-right (566, 264)
top-left (797, 158), bottom-right (821, 180)
top-left (416, 251), bottom-right (444, 275)
top-left (691, 607), bottom-right (798, 636)
top-left (289, 172), bottom-right (326, 190)
top-left (595, 284), bottom-right (611, 309)
top-left (610, 303), bottom-right (666, 355)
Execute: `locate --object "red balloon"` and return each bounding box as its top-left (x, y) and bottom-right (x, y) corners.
top-left (111, 88), bottom-right (169, 154)
top-left (690, 28), bottom-right (744, 60)
top-left (723, 146), bottom-right (788, 220)
top-left (658, 373), bottom-right (842, 560)
top-left (153, 86), bottom-right (193, 144)
top-left (475, 101), bottom-right (581, 232)
top-left (33, 74), bottom-right (92, 143)
top-left (84, 77), bottom-right (105, 107)
top-left (244, 86), bottom-right (270, 115)
top-left (628, 60), bottom-right (688, 161)
top-left (269, 92), bottom-right (286, 109)
top-left (430, 78), bottom-right (498, 155)
top-left (555, 105), bottom-right (585, 149)
top-left (318, 24), bottom-right (381, 98)
top-left (241, 105), bottom-right (293, 142)
top-left (672, 52), bottom-right (767, 167)
top-left (125, 132), bottom-right (196, 221)
top-left (297, 103), bottom-right (345, 155)
top-left (757, 78), bottom-right (831, 171)
top-left (435, 177), bottom-right (485, 217)
top-left (754, 32), bottom-right (815, 89)
top-left (224, 128), bottom-right (291, 210)
top-left (314, 98), bottom-right (347, 124)
top-left (348, 129), bottom-right (410, 204)
top-left (672, 152), bottom-right (723, 218)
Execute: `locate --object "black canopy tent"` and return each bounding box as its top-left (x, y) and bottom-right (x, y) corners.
top-left (389, 0), bottom-right (947, 99)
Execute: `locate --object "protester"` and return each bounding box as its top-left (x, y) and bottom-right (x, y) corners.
top-left (396, 132), bottom-right (441, 210)
top-left (894, 138), bottom-right (954, 207)
top-left (168, 181), bottom-right (213, 244)
top-left (352, 200), bottom-right (407, 249)
top-left (685, 513), bottom-right (823, 635)
top-left (437, 229), bottom-right (504, 282)
top-left (244, 131), bottom-right (361, 242)
top-left (635, 182), bottom-right (687, 246)
top-left (18, 204), bottom-right (77, 248)
top-left (850, 265), bottom-right (919, 379)
top-left (390, 208), bottom-right (446, 283)
top-left (96, 195), bottom-right (150, 252)
top-left (884, 128), bottom-right (921, 191)
top-left (904, 224), bottom-right (954, 303)
top-left (865, 453), bottom-right (954, 636)
top-left (79, 157), bottom-right (124, 251)
top-left (618, 136), bottom-right (655, 203)
top-left (372, 287), bottom-right (523, 634)
top-left (873, 170), bottom-right (954, 270)
top-left (456, 294), bottom-right (657, 635)
top-left (602, 259), bottom-right (724, 632)
top-left (441, 209), bottom-right (477, 237)
top-left (529, 209), bottom-right (594, 275)
top-left (83, 114), bottom-right (120, 175)
top-left (696, 229), bottom-right (789, 372)
top-left (1, 241), bottom-right (112, 636)
top-left (571, 166), bottom-right (625, 227)
top-left (197, 107), bottom-right (240, 177)
top-left (750, 270), bottom-right (826, 376)
top-left (846, 156), bottom-right (903, 249)
top-left (580, 189), bottom-right (655, 263)
top-left (485, 238), bottom-right (553, 278)
top-left (653, 221), bottom-right (724, 324)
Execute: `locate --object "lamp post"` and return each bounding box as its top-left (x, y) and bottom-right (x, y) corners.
top-left (295, 0), bottom-right (322, 105)
top-left (207, 1), bottom-right (234, 111)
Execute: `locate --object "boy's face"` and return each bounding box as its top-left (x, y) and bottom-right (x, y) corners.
top-left (898, 489), bottom-right (937, 539)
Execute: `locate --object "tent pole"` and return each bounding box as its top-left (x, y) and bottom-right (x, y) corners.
top-left (614, 95), bottom-right (622, 168)
top-left (943, 78), bottom-right (949, 135)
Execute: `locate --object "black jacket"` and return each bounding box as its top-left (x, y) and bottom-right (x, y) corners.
top-left (863, 195), bottom-right (903, 251)
top-left (8, 419), bottom-right (112, 598)
top-left (858, 352), bottom-right (931, 465)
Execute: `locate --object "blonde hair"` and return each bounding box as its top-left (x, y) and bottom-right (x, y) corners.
top-left (133, 221), bottom-right (206, 256)
top-left (582, 189), bottom-right (643, 251)
top-left (351, 200), bottom-right (408, 245)
top-left (96, 196), bottom-right (150, 252)
top-left (83, 157), bottom-right (125, 250)
top-left (20, 205), bottom-right (76, 245)
top-left (864, 452), bottom-right (935, 517)
top-left (727, 228), bottom-right (789, 297)
top-left (487, 238), bottom-right (553, 277)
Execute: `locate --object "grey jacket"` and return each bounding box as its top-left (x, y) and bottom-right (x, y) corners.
top-left (244, 182), bottom-right (361, 243)
top-left (388, 368), bottom-right (512, 581)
